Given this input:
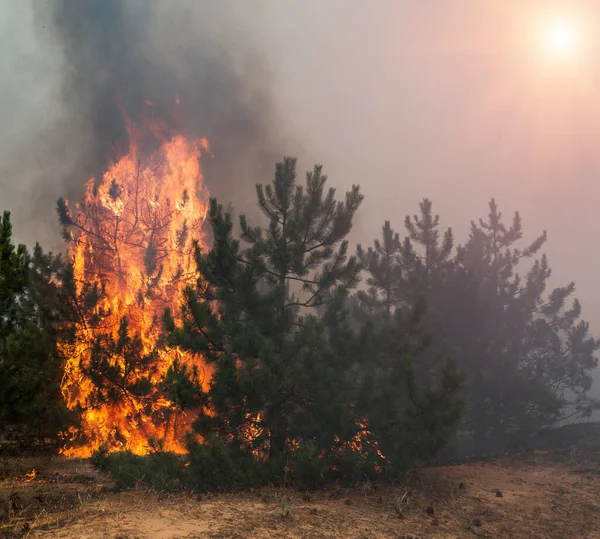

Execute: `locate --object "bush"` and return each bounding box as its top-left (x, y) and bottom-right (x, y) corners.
top-left (92, 444), bottom-right (185, 492)
top-left (286, 444), bottom-right (329, 490)
top-left (185, 436), bottom-right (271, 492)
top-left (330, 446), bottom-right (383, 486)
top-left (93, 439), bottom-right (389, 493)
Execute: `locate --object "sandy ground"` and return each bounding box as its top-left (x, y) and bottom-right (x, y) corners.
top-left (1, 454), bottom-right (599, 538)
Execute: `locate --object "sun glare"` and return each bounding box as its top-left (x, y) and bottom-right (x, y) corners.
top-left (546, 24), bottom-right (577, 54)
top-left (539, 16), bottom-right (585, 63)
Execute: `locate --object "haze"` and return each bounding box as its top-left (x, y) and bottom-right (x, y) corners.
top-left (1, 0), bottom-right (600, 398)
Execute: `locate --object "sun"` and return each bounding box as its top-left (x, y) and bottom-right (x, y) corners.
top-left (546, 23), bottom-right (578, 55)
top-left (539, 16), bottom-right (585, 62)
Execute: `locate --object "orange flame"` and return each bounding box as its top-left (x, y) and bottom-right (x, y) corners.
top-left (59, 118), bottom-right (211, 458)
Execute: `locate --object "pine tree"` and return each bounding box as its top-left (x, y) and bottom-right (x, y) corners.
top-left (165, 157), bottom-right (364, 459)
top-left (404, 198), bottom-right (453, 289)
top-left (351, 217), bottom-right (465, 467)
top-left (360, 199), bottom-right (599, 456)
top-left (449, 199), bottom-right (599, 444)
top-left (399, 198), bottom-right (456, 339)
top-left (55, 143), bottom-right (208, 454)
top-left (0, 212), bottom-right (68, 444)
top-left (0, 211), bottom-right (28, 334)
top-left (356, 221), bottom-right (417, 321)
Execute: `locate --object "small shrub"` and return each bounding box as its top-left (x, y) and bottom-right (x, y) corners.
top-left (287, 444), bottom-right (330, 490)
top-left (393, 487), bottom-right (411, 517)
top-left (186, 436), bottom-right (271, 491)
top-left (270, 495), bottom-right (292, 519)
top-left (330, 447), bottom-right (383, 486)
top-left (91, 447), bottom-right (185, 492)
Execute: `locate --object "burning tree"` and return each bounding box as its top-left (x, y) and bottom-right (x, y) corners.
top-left (57, 124), bottom-right (211, 457)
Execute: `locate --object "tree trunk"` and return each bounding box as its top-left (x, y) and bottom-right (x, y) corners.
top-left (269, 403), bottom-right (286, 459)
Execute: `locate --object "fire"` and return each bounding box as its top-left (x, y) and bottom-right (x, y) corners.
top-left (334, 420), bottom-right (387, 463)
top-left (59, 117), bottom-right (211, 458)
top-left (24, 469), bottom-right (37, 482)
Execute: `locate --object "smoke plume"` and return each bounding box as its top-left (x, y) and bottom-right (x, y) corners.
top-left (1, 0), bottom-right (287, 249)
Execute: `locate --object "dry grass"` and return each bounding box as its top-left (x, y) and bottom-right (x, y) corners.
top-left (1, 454), bottom-right (599, 538)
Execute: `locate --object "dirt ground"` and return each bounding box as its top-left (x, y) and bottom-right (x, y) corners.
top-left (1, 453), bottom-right (599, 538)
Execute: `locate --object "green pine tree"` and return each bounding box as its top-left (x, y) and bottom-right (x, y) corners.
top-left (351, 217), bottom-right (465, 468)
top-left (359, 198), bottom-right (600, 457)
top-left (0, 212), bottom-right (68, 444)
top-left (450, 199), bottom-right (599, 445)
top-left (356, 221), bottom-right (409, 321)
top-left (0, 211), bottom-right (28, 333)
top-left (165, 157), bottom-right (364, 459)
top-left (404, 198), bottom-right (453, 289)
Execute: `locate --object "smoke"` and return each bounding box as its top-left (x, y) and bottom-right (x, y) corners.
top-left (1, 0), bottom-right (289, 249)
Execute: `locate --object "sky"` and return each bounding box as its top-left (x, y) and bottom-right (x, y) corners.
top-left (2, 1), bottom-right (600, 392)
top-left (260, 1), bottom-right (600, 339)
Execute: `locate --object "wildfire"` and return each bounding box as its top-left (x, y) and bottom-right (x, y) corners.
top-left (59, 114), bottom-right (211, 458)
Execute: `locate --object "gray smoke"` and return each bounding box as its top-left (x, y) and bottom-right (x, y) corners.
top-left (1, 0), bottom-right (288, 249)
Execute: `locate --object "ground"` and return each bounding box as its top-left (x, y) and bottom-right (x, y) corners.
top-left (1, 451), bottom-right (599, 539)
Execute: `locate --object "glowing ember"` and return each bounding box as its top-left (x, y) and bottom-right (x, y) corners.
top-left (24, 469), bottom-right (37, 482)
top-left (59, 118), bottom-right (211, 458)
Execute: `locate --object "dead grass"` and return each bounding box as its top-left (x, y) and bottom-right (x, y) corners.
top-left (1, 455), bottom-right (599, 538)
